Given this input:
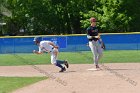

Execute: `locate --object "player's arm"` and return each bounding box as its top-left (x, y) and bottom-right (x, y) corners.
top-left (33, 46), bottom-right (43, 54)
top-left (96, 33), bottom-right (101, 39)
top-left (33, 50), bottom-right (43, 54)
top-left (48, 42), bottom-right (59, 49)
top-left (87, 28), bottom-right (92, 39)
top-left (98, 35), bottom-right (105, 49)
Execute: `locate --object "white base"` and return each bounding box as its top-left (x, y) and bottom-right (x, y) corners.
top-left (87, 68), bottom-right (99, 71)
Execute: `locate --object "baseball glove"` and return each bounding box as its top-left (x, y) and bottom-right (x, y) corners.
top-left (101, 42), bottom-right (106, 50)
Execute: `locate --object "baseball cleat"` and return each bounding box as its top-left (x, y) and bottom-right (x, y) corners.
top-left (96, 65), bottom-right (100, 68)
top-left (59, 67), bottom-right (66, 72)
top-left (95, 65), bottom-right (102, 70)
top-left (64, 60), bottom-right (69, 68)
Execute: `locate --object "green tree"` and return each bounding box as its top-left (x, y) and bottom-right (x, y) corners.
top-left (80, 0), bottom-right (132, 33)
top-left (1, 0), bottom-right (140, 35)
top-left (122, 0), bottom-right (140, 32)
top-left (0, 0), bottom-right (13, 35)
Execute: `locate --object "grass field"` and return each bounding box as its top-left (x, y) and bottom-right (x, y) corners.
top-left (0, 50), bottom-right (140, 66)
top-left (0, 77), bottom-right (47, 93)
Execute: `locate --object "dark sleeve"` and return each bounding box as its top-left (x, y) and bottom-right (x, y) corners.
top-left (95, 27), bottom-right (99, 36)
top-left (86, 27), bottom-right (90, 35)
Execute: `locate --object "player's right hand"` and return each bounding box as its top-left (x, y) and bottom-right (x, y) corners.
top-left (93, 35), bottom-right (100, 39)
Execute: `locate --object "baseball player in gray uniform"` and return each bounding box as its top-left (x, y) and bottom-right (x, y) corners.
top-left (33, 36), bottom-right (69, 72)
top-left (86, 17), bottom-right (105, 70)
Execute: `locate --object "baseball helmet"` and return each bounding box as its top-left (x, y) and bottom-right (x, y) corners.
top-left (33, 36), bottom-right (42, 42)
top-left (90, 17), bottom-right (97, 22)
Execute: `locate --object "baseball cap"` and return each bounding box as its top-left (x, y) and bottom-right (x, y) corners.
top-left (90, 17), bottom-right (97, 22)
top-left (33, 36), bottom-right (42, 42)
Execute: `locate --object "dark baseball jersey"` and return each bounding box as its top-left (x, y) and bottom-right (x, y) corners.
top-left (87, 26), bottom-right (99, 41)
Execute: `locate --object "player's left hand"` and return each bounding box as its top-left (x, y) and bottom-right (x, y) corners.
top-left (93, 35), bottom-right (100, 39)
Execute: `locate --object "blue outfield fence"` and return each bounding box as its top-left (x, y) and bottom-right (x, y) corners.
top-left (0, 33), bottom-right (140, 53)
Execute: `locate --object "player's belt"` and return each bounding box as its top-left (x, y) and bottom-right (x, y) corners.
top-left (89, 39), bottom-right (98, 41)
top-left (52, 47), bottom-right (54, 50)
top-left (50, 47), bottom-right (54, 52)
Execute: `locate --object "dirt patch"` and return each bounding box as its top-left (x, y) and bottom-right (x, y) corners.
top-left (0, 63), bottom-right (140, 93)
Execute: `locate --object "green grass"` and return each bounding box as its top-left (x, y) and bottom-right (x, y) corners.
top-left (0, 50), bottom-right (140, 66)
top-left (0, 77), bottom-right (47, 93)
top-left (100, 50), bottom-right (140, 63)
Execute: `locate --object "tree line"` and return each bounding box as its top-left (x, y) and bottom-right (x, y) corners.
top-left (0, 0), bottom-right (140, 36)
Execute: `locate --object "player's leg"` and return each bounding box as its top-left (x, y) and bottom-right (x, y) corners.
top-left (97, 43), bottom-right (103, 63)
top-left (97, 48), bottom-right (103, 61)
top-left (51, 49), bottom-right (65, 72)
top-left (56, 60), bottom-right (69, 68)
top-left (89, 41), bottom-right (98, 67)
top-left (51, 48), bottom-right (68, 72)
top-left (54, 48), bottom-right (69, 68)
top-left (93, 42), bottom-right (103, 70)
top-left (94, 44), bottom-right (101, 69)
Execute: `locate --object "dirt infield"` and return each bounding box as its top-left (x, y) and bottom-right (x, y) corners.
top-left (0, 63), bottom-right (140, 93)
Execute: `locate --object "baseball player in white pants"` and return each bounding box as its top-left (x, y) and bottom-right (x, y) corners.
top-left (33, 36), bottom-right (69, 72)
top-left (87, 17), bottom-right (105, 69)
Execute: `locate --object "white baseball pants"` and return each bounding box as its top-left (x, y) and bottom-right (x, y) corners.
top-left (89, 40), bottom-right (103, 65)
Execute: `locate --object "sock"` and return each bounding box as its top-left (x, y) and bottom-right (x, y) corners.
top-left (55, 63), bottom-right (63, 69)
top-left (56, 60), bottom-right (65, 64)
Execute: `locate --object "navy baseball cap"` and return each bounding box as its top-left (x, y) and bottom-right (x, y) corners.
top-left (33, 36), bottom-right (42, 42)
